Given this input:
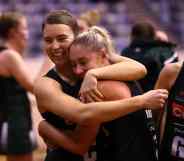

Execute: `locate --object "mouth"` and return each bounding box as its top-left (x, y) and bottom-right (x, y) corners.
top-left (51, 50), bottom-right (64, 57)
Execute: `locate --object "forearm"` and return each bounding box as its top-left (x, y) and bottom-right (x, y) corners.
top-left (39, 120), bottom-right (98, 155)
top-left (87, 59), bottom-right (147, 81)
top-left (39, 120), bottom-right (85, 155)
top-left (82, 95), bottom-right (144, 125)
top-left (35, 78), bottom-right (166, 126)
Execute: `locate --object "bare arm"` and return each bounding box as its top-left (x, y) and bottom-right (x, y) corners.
top-left (80, 54), bottom-right (147, 99)
top-left (38, 81), bottom-right (132, 155)
top-left (92, 53), bottom-right (147, 80)
top-left (154, 62), bottom-right (182, 142)
top-left (34, 76), bottom-right (168, 125)
top-left (3, 50), bottom-right (34, 93)
top-left (38, 120), bottom-right (99, 155)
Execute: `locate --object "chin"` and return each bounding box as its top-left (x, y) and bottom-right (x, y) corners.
top-left (76, 74), bottom-right (84, 80)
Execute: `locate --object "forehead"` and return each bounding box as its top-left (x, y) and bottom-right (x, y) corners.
top-left (70, 45), bottom-right (96, 59)
top-left (43, 24), bottom-right (74, 37)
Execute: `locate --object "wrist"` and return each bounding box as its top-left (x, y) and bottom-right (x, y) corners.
top-left (87, 69), bottom-right (99, 79)
top-left (136, 95), bottom-right (145, 110)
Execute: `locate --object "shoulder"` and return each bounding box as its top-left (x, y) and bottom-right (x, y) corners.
top-left (1, 49), bottom-right (22, 65)
top-left (161, 62), bottom-right (182, 77)
top-left (155, 62), bottom-right (182, 90)
top-left (2, 49), bottom-right (20, 58)
top-left (34, 76), bottom-right (62, 95)
top-left (97, 80), bottom-right (131, 101)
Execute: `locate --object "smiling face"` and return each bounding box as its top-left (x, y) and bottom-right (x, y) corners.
top-left (43, 24), bottom-right (75, 65)
top-left (69, 44), bottom-right (109, 78)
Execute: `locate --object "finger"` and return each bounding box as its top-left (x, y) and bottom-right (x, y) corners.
top-left (92, 88), bottom-right (104, 99)
top-left (160, 93), bottom-right (168, 99)
top-left (88, 91), bottom-right (104, 102)
top-left (158, 89), bottom-right (169, 95)
top-left (79, 95), bottom-right (86, 103)
top-left (85, 94), bottom-right (96, 103)
top-left (79, 88), bottom-right (89, 96)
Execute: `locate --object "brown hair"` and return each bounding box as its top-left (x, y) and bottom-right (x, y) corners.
top-left (131, 22), bottom-right (156, 41)
top-left (42, 10), bottom-right (80, 36)
top-left (0, 11), bottom-right (25, 39)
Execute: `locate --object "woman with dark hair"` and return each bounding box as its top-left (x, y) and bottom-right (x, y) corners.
top-left (34, 10), bottom-right (168, 161)
top-left (0, 11), bottom-right (37, 161)
top-left (39, 26), bottom-right (166, 161)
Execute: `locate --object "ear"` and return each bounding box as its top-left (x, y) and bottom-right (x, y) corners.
top-left (99, 48), bottom-right (108, 59)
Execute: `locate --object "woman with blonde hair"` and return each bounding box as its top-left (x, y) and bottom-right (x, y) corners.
top-left (35, 11), bottom-right (168, 161)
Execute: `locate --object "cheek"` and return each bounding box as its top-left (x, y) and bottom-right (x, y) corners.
top-left (23, 30), bottom-right (29, 40)
top-left (64, 41), bottom-right (73, 50)
top-left (43, 44), bottom-right (51, 55)
top-left (18, 30), bottom-right (28, 40)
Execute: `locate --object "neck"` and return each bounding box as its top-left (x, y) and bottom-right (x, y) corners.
top-left (56, 62), bottom-right (77, 84)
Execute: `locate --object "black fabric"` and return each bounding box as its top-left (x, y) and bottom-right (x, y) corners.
top-left (42, 68), bottom-right (83, 161)
top-left (159, 62), bottom-right (184, 161)
top-left (121, 40), bottom-right (177, 92)
top-left (45, 148), bottom-right (83, 161)
top-left (0, 76), bottom-right (36, 154)
top-left (96, 81), bottom-right (157, 161)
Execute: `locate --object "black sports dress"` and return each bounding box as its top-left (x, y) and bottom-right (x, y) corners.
top-left (0, 47), bottom-right (37, 154)
top-left (96, 82), bottom-right (158, 161)
top-left (159, 62), bottom-right (184, 161)
top-left (42, 68), bottom-right (83, 161)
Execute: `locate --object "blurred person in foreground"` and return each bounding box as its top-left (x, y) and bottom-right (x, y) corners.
top-left (0, 11), bottom-right (37, 161)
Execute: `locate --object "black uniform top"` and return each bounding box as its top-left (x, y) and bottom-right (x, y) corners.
top-left (159, 62), bottom-right (184, 161)
top-left (0, 46), bottom-right (31, 121)
top-left (42, 68), bottom-right (83, 161)
top-left (96, 82), bottom-right (158, 161)
top-left (0, 47), bottom-right (36, 154)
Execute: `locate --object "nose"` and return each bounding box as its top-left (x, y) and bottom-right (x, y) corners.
top-left (73, 65), bottom-right (84, 76)
top-left (24, 30), bottom-right (29, 40)
top-left (52, 40), bottom-right (60, 49)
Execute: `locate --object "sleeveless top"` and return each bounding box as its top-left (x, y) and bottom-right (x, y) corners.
top-left (96, 81), bottom-right (158, 161)
top-left (42, 68), bottom-right (83, 161)
top-left (0, 46), bottom-right (31, 123)
top-left (0, 47), bottom-right (36, 154)
top-left (159, 62), bottom-right (184, 161)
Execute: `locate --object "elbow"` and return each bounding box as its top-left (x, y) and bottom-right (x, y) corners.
top-left (136, 64), bottom-right (147, 79)
top-left (140, 64), bottom-right (147, 77)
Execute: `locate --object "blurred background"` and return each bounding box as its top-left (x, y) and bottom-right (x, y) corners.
top-left (0, 0), bottom-right (184, 56)
top-left (0, 0), bottom-right (184, 160)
